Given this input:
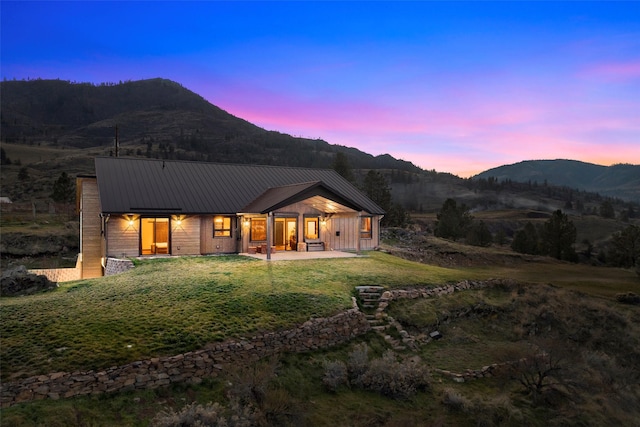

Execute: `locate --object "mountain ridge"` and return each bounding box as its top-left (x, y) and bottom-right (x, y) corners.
top-left (474, 159), bottom-right (640, 202)
top-left (0, 77), bottom-right (420, 172)
top-left (1, 78), bottom-right (636, 203)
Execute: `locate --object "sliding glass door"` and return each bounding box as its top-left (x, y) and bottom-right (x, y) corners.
top-left (141, 217), bottom-right (170, 255)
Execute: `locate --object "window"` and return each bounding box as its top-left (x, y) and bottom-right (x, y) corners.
top-left (360, 216), bottom-right (372, 239)
top-left (250, 218), bottom-right (267, 241)
top-left (213, 216), bottom-right (232, 237)
top-left (304, 217), bottom-right (319, 240)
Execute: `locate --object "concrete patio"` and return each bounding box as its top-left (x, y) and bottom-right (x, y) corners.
top-left (242, 250), bottom-right (363, 261)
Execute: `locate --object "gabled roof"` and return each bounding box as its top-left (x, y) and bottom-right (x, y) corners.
top-left (94, 157), bottom-right (385, 215)
top-left (242, 181), bottom-right (365, 214)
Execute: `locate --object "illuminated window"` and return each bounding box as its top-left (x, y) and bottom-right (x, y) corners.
top-left (360, 216), bottom-right (372, 239)
top-left (213, 216), bottom-right (232, 237)
top-left (250, 218), bottom-right (267, 241)
top-left (304, 217), bottom-right (319, 240)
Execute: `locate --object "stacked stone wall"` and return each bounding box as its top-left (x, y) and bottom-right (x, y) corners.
top-left (104, 258), bottom-right (135, 276)
top-left (1, 302), bottom-right (369, 408)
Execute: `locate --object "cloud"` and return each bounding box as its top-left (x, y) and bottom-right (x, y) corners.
top-left (581, 60), bottom-right (640, 82)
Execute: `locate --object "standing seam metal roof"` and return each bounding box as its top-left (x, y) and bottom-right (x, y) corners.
top-left (94, 157), bottom-right (385, 215)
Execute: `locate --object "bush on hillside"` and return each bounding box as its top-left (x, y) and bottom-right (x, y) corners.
top-left (323, 345), bottom-right (431, 399)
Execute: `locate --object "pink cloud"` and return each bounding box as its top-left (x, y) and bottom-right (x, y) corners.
top-left (581, 60), bottom-right (640, 81)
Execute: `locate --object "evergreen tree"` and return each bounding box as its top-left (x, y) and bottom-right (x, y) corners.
top-left (434, 198), bottom-right (473, 241)
top-left (332, 152), bottom-right (354, 183)
top-left (541, 210), bottom-right (577, 261)
top-left (608, 225), bottom-right (640, 268)
top-left (467, 220), bottom-right (493, 247)
top-left (17, 167), bottom-right (29, 181)
top-left (386, 203), bottom-right (410, 228)
top-left (0, 147), bottom-right (11, 165)
top-left (362, 170), bottom-right (391, 213)
top-left (600, 200), bottom-right (615, 219)
top-left (511, 222), bottom-right (540, 255)
top-left (51, 172), bottom-right (75, 210)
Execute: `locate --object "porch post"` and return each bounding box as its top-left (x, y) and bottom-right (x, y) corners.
top-left (356, 212), bottom-right (361, 254)
top-left (266, 212), bottom-right (273, 260)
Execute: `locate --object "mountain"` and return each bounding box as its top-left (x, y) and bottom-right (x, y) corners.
top-left (1, 78), bottom-right (636, 212)
top-left (474, 160), bottom-right (640, 203)
top-left (0, 78), bottom-right (420, 172)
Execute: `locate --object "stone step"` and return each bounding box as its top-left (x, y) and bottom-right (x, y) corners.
top-left (355, 286), bottom-right (385, 292)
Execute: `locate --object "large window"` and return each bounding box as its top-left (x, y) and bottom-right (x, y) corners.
top-left (304, 217), bottom-right (319, 240)
top-left (360, 216), bottom-right (372, 239)
top-left (213, 216), bottom-right (232, 237)
top-left (250, 218), bottom-right (267, 241)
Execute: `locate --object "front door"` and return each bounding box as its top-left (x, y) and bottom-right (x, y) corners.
top-left (141, 217), bottom-right (170, 255)
top-left (274, 218), bottom-right (297, 251)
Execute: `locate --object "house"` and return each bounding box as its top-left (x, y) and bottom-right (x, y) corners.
top-left (77, 157), bottom-right (385, 278)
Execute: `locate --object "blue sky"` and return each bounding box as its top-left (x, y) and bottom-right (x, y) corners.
top-left (2, 1), bottom-right (639, 176)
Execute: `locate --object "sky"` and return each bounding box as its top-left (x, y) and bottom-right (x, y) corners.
top-left (1, 1), bottom-right (639, 177)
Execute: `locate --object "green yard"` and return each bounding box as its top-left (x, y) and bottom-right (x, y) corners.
top-left (1, 251), bottom-right (638, 426)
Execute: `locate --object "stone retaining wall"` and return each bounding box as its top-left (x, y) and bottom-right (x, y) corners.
top-left (381, 279), bottom-right (492, 302)
top-left (0, 300), bottom-right (369, 408)
top-left (104, 258), bottom-right (135, 276)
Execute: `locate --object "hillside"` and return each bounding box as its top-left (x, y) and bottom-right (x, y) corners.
top-left (1, 79), bottom-right (636, 219)
top-left (0, 78), bottom-right (420, 172)
top-left (474, 159), bottom-right (640, 203)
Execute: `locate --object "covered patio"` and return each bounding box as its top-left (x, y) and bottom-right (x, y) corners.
top-left (242, 250), bottom-right (363, 261)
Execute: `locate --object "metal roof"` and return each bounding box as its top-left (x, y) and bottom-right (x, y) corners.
top-left (242, 181), bottom-right (365, 214)
top-left (94, 157), bottom-right (385, 215)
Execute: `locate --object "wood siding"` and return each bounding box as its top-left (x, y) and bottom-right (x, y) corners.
top-left (106, 216), bottom-right (139, 258)
top-left (324, 213), bottom-right (380, 251)
top-left (172, 216), bottom-right (201, 255)
top-left (200, 215), bottom-right (238, 254)
top-left (238, 202), bottom-right (381, 252)
top-left (78, 178), bottom-right (103, 278)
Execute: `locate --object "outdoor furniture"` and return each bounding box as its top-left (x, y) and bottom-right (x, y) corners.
top-left (306, 239), bottom-right (325, 252)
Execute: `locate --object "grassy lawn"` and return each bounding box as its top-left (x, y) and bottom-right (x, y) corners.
top-left (2, 250), bottom-right (639, 426)
top-left (0, 252), bottom-right (473, 381)
top-left (2, 251), bottom-right (637, 382)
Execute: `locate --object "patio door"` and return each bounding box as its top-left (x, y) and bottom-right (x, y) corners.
top-left (274, 218), bottom-right (297, 251)
top-left (141, 217), bottom-right (170, 255)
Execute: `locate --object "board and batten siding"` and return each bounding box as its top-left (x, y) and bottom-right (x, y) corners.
top-left (200, 215), bottom-right (238, 254)
top-left (78, 177), bottom-right (103, 279)
top-left (324, 213), bottom-right (380, 251)
top-left (172, 216), bottom-right (201, 255)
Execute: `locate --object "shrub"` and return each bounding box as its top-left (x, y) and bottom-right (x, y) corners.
top-left (151, 401), bottom-right (258, 427)
top-left (325, 346), bottom-right (430, 399)
top-left (322, 360), bottom-right (348, 392)
top-left (346, 342), bottom-right (369, 386)
top-left (615, 292), bottom-right (640, 305)
top-left (226, 357), bottom-right (278, 406)
top-left (441, 387), bottom-right (470, 413)
top-left (262, 388), bottom-right (307, 426)
top-left (359, 350), bottom-right (430, 399)
top-left (472, 395), bottom-right (523, 427)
